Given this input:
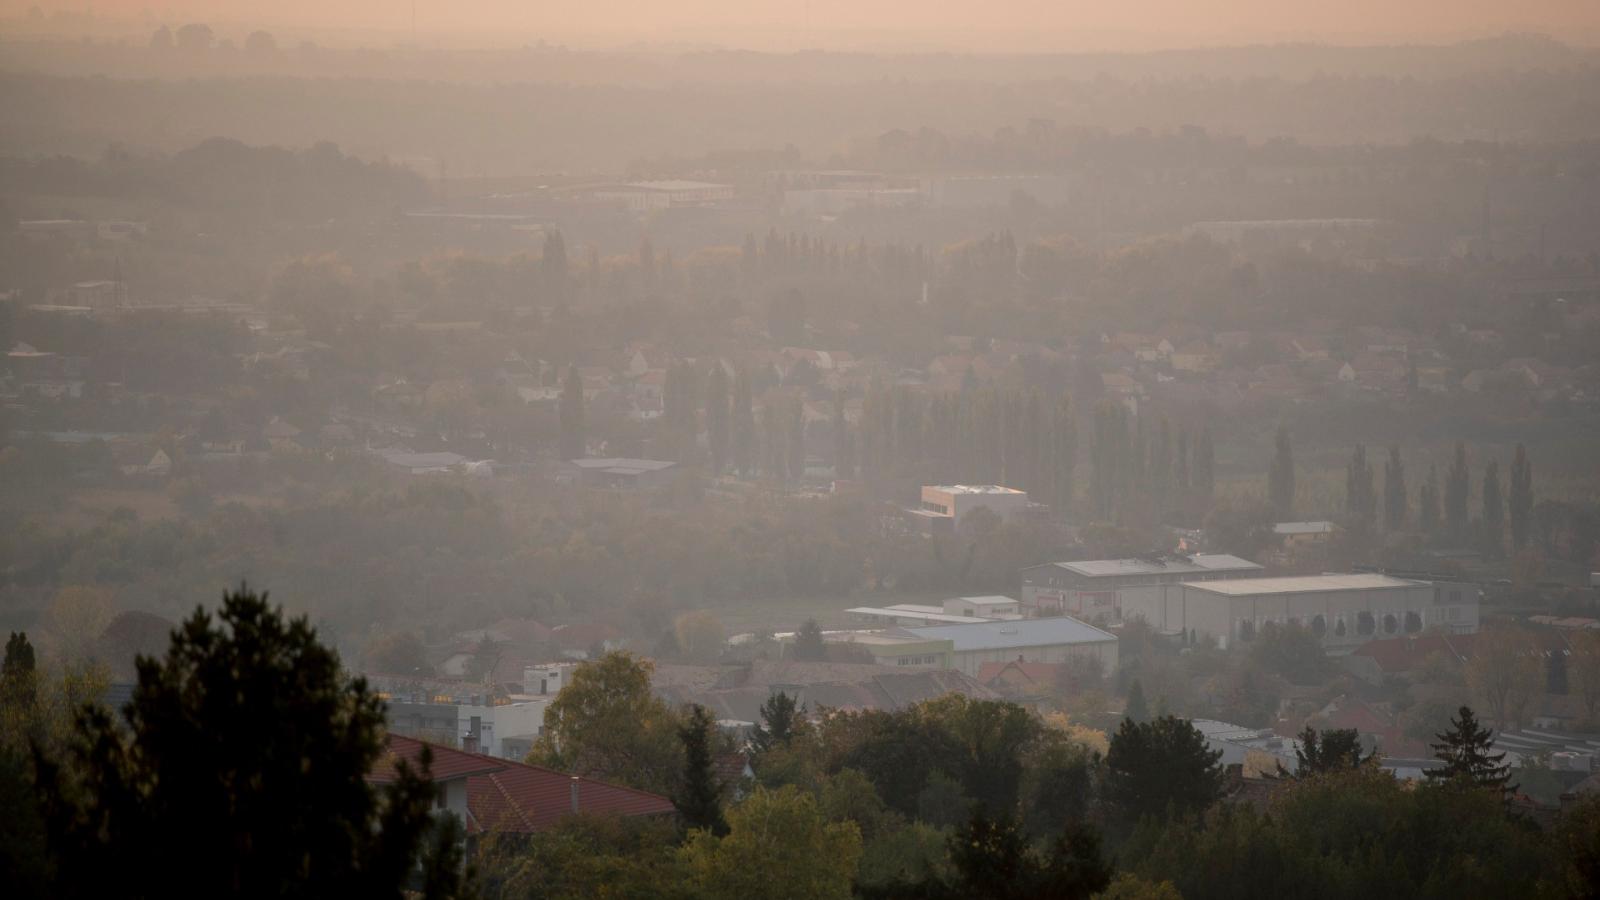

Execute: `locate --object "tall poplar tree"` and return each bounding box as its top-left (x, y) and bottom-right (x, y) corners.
top-left (1482, 460), bottom-right (1504, 558)
top-left (1509, 444), bottom-right (1533, 552)
top-left (1420, 464), bottom-right (1442, 537)
top-left (832, 393), bottom-right (855, 481)
top-left (542, 228), bottom-right (569, 304)
top-left (1346, 444), bottom-right (1375, 529)
top-left (706, 365), bottom-right (730, 475)
top-left (1446, 441), bottom-right (1471, 541)
top-left (732, 370), bottom-right (755, 476)
top-left (1268, 425), bottom-right (1295, 521)
top-left (1384, 445), bottom-right (1407, 531)
top-left (559, 363), bottom-right (585, 460)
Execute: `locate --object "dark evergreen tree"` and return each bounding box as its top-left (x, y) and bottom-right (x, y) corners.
top-left (1124, 679), bottom-right (1150, 724)
top-left (32, 586), bottom-right (465, 898)
top-left (1428, 706), bottom-right (1514, 795)
top-left (793, 619), bottom-right (826, 662)
top-left (1104, 716), bottom-right (1225, 832)
top-left (558, 363), bottom-right (585, 460)
top-left (1509, 444), bottom-right (1534, 552)
top-left (1268, 425), bottom-right (1294, 521)
top-left (2, 631), bottom-right (35, 710)
top-left (674, 703), bottom-right (728, 836)
top-left (1383, 445), bottom-right (1407, 532)
top-left (1293, 726), bottom-right (1371, 777)
top-left (874, 814), bottom-right (1111, 900)
top-left (750, 691), bottom-right (803, 754)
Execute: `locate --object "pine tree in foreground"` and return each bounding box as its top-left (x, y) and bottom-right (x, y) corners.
top-left (1427, 705), bottom-right (1515, 796)
top-left (675, 703), bottom-right (729, 836)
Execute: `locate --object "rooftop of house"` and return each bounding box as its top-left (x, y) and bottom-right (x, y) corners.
top-left (372, 735), bottom-right (675, 834)
top-left (976, 660), bottom-right (1064, 685)
top-left (1180, 573), bottom-right (1424, 596)
top-left (901, 616), bottom-right (1117, 651)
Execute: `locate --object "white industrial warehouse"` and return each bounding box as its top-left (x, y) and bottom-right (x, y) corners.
top-left (1119, 573), bottom-right (1479, 653)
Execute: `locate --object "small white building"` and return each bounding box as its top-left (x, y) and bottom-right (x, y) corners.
top-left (916, 484), bottom-right (1031, 528)
top-left (592, 180), bottom-right (735, 212)
top-left (942, 596), bottom-right (1021, 618)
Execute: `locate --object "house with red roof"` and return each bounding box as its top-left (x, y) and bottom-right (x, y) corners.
top-left (976, 660), bottom-right (1063, 701)
top-left (369, 735), bottom-right (675, 835)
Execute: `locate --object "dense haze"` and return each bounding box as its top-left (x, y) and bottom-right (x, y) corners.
top-left (3, 6), bottom-right (1600, 900)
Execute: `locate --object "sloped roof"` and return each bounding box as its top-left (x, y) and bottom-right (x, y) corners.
top-left (976, 661), bottom-right (1062, 686)
top-left (373, 735), bottom-right (674, 834)
top-left (471, 759), bottom-right (675, 833)
top-left (371, 734), bottom-right (506, 784)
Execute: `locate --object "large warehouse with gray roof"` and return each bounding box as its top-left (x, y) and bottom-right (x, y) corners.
top-left (1119, 573), bottom-right (1479, 653)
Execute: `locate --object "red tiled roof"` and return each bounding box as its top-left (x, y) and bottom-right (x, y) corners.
top-left (371, 735), bottom-right (675, 834)
top-left (713, 752), bottom-right (750, 789)
top-left (1348, 634), bottom-right (1464, 673)
top-left (976, 661), bottom-right (1062, 686)
top-left (469, 760), bottom-right (676, 834)
top-left (370, 734), bottom-right (507, 784)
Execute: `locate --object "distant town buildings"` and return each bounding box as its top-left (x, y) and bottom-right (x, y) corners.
top-left (1020, 553), bottom-right (1264, 618)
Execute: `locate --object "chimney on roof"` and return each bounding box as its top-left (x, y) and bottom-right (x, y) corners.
top-left (570, 776), bottom-right (581, 814)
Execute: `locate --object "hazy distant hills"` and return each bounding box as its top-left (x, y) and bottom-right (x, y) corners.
top-left (1, 34), bottom-right (1598, 173)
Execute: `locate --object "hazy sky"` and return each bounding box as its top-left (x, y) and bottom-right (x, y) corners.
top-left (9, 0), bottom-right (1600, 51)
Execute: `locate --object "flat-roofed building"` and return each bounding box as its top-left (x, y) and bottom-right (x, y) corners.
top-left (898, 616), bottom-right (1118, 678)
top-left (915, 484), bottom-right (1032, 531)
top-left (1120, 573), bottom-right (1479, 653)
top-left (591, 180), bottom-right (735, 212)
top-left (824, 631), bottom-right (955, 668)
top-left (943, 596), bottom-right (1021, 618)
top-left (1020, 553), bottom-right (1263, 618)
top-left (563, 457), bottom-right (678, 490)
top-left (846, 605), bottom-right (990, 627)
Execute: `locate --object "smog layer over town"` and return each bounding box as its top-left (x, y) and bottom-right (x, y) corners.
top-left (3, 1), bottom-right (1600, 897)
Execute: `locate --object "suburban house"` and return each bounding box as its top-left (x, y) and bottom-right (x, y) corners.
top-left (370, 735), bottom-right (675, 835)
top-left (1274, 521), bottom-right (1340, 546)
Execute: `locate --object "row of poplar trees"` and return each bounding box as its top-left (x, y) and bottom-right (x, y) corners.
top-left (1269, 426), bottom-right (1535, 556)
